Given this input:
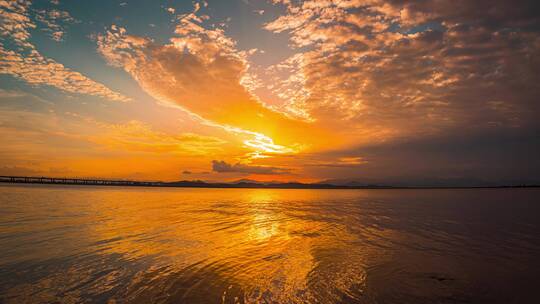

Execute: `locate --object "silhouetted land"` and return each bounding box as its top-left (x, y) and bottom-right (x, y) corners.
top-left (0, 175), bottom-right (538, 189)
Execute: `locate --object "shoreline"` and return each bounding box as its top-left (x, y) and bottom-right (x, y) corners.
top-left (1, 176), bottom-right (538, 190)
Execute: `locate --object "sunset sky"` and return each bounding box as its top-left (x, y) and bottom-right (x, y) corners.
top-left (1, 0), bottom-right (539, 184)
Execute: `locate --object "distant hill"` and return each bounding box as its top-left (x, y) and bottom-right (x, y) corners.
top-left (230, 179), bottom-right (285, 185)
top-left (162, 180), bottom-right (393, 189)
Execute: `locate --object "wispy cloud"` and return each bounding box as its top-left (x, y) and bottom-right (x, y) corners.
top-left (0, 107), bottom-right (231, 179)
top-left (89, 120), bottom-right (227, 155)
top-left (35, 8), bottom-right (79, 41)
top-left (0, 0), bottom-right (130, 102)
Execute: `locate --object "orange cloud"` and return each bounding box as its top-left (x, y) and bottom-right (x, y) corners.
top-left (97, 15), bottom-right (335, 158)
top-left (0, 104), bottom-right (237, 180)
top-left (89, 120), bottom-right (227, 155)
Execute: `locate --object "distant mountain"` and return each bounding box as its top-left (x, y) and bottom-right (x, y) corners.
top-left (229, 179), bottom-right (285, 185)
top-left (161, 180), bottom-right (394, 189)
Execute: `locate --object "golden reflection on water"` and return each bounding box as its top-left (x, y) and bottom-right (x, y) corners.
top-left (82, 188), bottom-right (371, 303)
top-left (246, 191), bottom-right (280, 241)
top-left (0, 186), bottom-right (382, 303)
top-left (8, 186), bottom-right (537, 303)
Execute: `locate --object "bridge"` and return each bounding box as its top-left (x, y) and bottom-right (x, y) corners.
top-left (0, 176), bottom-right (163, 187)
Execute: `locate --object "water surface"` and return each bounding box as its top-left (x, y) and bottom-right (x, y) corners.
top-left (1, 185), bottom-right (539, 303)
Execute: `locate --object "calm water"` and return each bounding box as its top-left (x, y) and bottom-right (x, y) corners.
top-left (0, 185), bottom-right (539, 303)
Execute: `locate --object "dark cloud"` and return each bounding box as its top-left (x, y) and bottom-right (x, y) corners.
top-left (212, 160), bottom-right (290, 175)
top-left (385, 0), bottom-right (540, 29)
top-left (314, 128), bottom-right (540, 185)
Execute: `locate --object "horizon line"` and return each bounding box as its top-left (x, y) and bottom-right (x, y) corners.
top-left (1, 175), bottom-right (539, 190)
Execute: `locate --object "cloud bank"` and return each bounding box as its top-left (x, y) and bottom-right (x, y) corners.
top-left (263, 0), bottom-right (540, 143)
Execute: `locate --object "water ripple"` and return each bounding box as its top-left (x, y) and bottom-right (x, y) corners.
top-left (1, 185), bottom-right (539, 303)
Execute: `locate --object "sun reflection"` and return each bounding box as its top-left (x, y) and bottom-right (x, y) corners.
top-left (74, 189), bottom-right (372, 303)
top-left (246, 191), bottom-right (281, 241)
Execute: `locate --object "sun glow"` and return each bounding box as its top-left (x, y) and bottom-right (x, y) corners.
top-left (243, 133), bottom-right (295, 154)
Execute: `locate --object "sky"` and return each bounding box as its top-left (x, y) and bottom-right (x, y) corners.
top-left (1, 0), bottom-right (539, 185)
